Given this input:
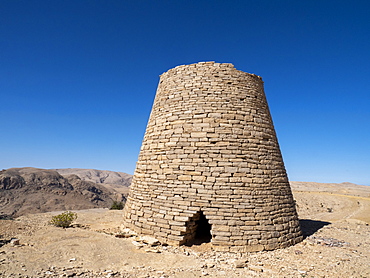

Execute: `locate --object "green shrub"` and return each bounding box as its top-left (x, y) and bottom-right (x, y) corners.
top-left (50, 211), bottom-right (77, 228)
top-left (110, 201), bottom-right (124, 210)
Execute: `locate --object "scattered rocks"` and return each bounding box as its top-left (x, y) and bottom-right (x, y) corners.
top-left (11, 266), bottom-right (132, 278)
top-left (307, 236), bottom-right (350, 247)
top-left (1, 202), bottom-right (369, 278)
top-left (129, 234), bottom-right (162, 250)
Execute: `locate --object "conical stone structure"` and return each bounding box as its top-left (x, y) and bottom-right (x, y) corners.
top-left (123, 62), bottom-right (303, 252)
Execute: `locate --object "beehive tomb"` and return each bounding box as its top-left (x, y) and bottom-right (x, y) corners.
top-left (123, 62), bottom-right (303, 252)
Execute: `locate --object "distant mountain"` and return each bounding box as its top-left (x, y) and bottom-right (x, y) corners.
top-left (0, 167), bottom-right (128, 218)
top-left (290, 181), bottom-right (370, 198)
top-left (54, 168), bottom-right (132, 187)
top-left (54, 168), bottom-right (132, 195)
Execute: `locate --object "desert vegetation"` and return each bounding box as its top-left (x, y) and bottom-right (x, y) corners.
top-left (50, 211), bottom-right (78, 228)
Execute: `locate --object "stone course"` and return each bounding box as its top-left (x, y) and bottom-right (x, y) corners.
top-left (123, 61), bottom-right (303, 251)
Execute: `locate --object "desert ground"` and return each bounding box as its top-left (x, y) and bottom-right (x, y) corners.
top-left (1, 181), bottom-right (369, 278)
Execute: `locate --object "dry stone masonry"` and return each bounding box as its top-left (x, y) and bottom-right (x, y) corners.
top-left (123, 62), bottom-right (303, 252)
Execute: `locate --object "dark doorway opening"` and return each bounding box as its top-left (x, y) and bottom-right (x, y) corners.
top-left (184, 211), bottom-right (212, 246)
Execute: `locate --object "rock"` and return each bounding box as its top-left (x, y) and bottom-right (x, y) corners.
top-left (140, 235), bottom-right (160, 246)
top-left (248, 265), bottom-right (263, 272)
top-left (121, 228), bottom-right (136, 234)
top-left (10, 238), bottom-right (20, 246)
top-left (115, 234), bottom-right (131, 238)
top-left (116, 228), bottom-right (136, 238)
top-left (66, 270), bottom-right (77, 277)
top-left (132, 241), bottom-right (145, 248)
top-left (145, 248), bottom-right (161, 253)
top-left (235, 260), bottom-right (248, 268)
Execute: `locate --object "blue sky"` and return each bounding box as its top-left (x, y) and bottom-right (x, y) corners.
top-left (1, 1), bottom-right (369, 185)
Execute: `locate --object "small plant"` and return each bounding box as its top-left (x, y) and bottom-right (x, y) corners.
top-left (50, 211), bottom-right (77, 228)
top-left (110, 201), bottom-right (124, 210)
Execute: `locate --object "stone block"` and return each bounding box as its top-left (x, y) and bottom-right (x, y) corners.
top-left (178, 175), bottom-right (192, 181)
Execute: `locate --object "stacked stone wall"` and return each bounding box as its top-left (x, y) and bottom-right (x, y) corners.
top-left (123, 62), bottom-right (303, 252)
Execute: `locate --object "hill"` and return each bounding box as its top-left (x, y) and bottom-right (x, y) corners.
top-left (54, 168), bottom-right (132, 195)
top-left (0, 167), bottom-right (128, 218)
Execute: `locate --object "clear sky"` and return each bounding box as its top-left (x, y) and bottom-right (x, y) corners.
top-left (1, 1), bottom-right (369, 185)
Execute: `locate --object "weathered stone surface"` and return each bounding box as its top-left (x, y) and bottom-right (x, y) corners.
top-left (235, 260), bottom-right (248, 268)
top-left (10, 238), bottom-right (20, 246)
top-left (140, 235), bottom-right (161, 247)
top-left (123, 62), bottom-right (303, 251)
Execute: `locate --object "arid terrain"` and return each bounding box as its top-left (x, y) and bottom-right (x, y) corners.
top-left (1, 174), bottom-right (369, 277)
top-left (0, 168), bottom-right (130, 218)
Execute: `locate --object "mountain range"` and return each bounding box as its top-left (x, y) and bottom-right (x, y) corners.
top-left (0, 167), bottom-right (132, 218)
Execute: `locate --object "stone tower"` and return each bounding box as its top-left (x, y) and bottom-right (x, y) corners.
top-left (123, 62), bottom-right (302, 252)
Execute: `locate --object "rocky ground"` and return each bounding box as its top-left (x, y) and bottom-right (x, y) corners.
top-left (0, 182), bottom-right (369, 278)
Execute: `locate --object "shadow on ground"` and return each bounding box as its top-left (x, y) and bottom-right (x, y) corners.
top-left (0, 214), bottom-right (13, 220)
top-left (299, 219), bottom-right (331, 238)
top-left (0, 238), bottom-right (11, 248)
